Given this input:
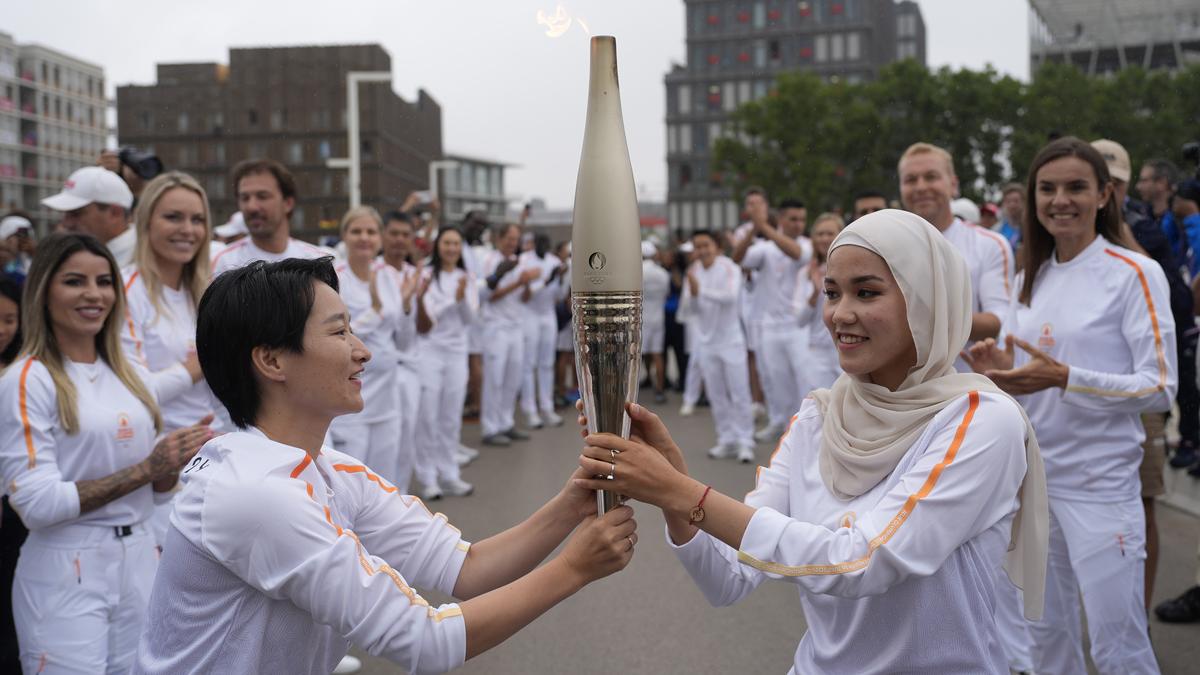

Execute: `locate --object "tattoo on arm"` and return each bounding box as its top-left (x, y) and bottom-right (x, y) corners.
top-left (76, 462), bottom-right (152, 514)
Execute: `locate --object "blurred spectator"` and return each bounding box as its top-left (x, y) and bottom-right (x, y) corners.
top-left (997, 182), bottom-right (1025, 249)
top-left (1, 214), bottom-right (35, 279)
top-left (851, 190), bottom-right (887, 221)
top-left (99, 147), bottom-right (164, 205)
top-left (979, 202), bottom-right (999, 231)
top-left (40, 166), bottom-right (135, 267)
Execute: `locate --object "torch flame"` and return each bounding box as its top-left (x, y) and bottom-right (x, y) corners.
top-left (537, 4), bottom-right (591, 38)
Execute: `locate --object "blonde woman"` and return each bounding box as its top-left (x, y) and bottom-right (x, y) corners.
top-left (330, 206), bottom-right (419, 489)
top-left (0, 233), bottom-right (212, 674)
top-left (794, 213), bottom-right (845, 394)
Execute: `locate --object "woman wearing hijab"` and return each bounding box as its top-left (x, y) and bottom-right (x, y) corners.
top-left (967, 137), bottom-right (1176, 675)
top-left (576, 210), bottom-right (1048, 674)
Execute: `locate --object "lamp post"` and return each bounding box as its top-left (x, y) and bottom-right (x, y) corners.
top-left (326, 70), bottom-right (392, 209)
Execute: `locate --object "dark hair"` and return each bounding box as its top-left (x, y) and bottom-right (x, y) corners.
top-left (1143, 158), bottom-right (1179, 185)
top-left (383, 210), bottom-right (414, 228)
top-left (1000, 182), bottom-right (1025, 199)
top-left (743, 186), bottom-right (768, 202)
top-left (534, 233), bottom-right (551, 258)
top-left (0, 275), bottom-right (21, 365)
top-left (691, 229), bottom-right (717, 244)
top-left (495, 222), bottom-right (521, 241)
top-left (853, 190), bottom-right (887, 203)
top-left (778, 198), bottom-right (806, 211)
top-left (428, 227), bottom-right (466, 285)
top-left (231, 159), bottom-right (298, 208)
top-left (197, 256), bottom-right (338, 428)
top-left (1020, 136), bottom-right (1121, 306)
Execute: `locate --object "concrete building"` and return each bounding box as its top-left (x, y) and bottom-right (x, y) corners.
top-left (117, 44), bottom-right (442, 240)
top-left (0, 31), bottom-right (107, 231)
top-left (441, 153), bottom-right (511, 225)
top-left (664, 0), bottom-right (925, 233)
top-left (1030, 0), bottom-right (1200, 75)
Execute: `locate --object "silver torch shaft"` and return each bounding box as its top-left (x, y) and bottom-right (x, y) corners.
top-left (571, 36), bottom-right (643, 515)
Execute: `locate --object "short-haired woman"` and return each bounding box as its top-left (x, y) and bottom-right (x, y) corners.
top-left (0, 233), bottom-right (212, 673)
top-left (136, 257), bottom-right (637, 675)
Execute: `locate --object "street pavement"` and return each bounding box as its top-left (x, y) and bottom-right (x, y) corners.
top-left (358, 391), bottom-right (1200, 674)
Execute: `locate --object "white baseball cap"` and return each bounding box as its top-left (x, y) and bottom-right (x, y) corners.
top-left (641, 240), bottom-right (658, 258)
top-left (41, 166), bottom-right (134, 212)
top-left (214, 212), bottom-right (247, 238)
top-left (0, 215), bottom-right (32, 239)
top-left (950, 197), bottom-right (980, 224)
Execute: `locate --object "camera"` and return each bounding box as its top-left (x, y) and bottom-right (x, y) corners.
top-left (118, 146), bottom-right (164, 181)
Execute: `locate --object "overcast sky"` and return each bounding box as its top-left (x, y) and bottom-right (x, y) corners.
top-left (6, 0), bottom-right (1029, 209)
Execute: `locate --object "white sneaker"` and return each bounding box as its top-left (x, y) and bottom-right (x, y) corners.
top-left (526, 412), bottom-right (543, 429)
top-left (333, 655), bottom-right (362, 674)
top-left (751, 402), bottom-right (767, 422)
top-left (422, 483), bottom-right (443, 501)
top-left (736, 445), bottom-right (755, 464)
top-left (455, 445), bottom-right (480, 466)
top-left (680, 403), bottom-right (696, 417)
top-left (440, 478), bottom-right (474, 497)
top-left (541, 409), bottom-right (564, 427)
top-left (707, 444), bottom-right (735, 459)
top-left (754, 424), bottom-right (784, 444)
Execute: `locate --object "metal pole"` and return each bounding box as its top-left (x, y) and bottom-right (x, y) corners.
top-left (348, 74), bottom-right (361, 209)
top-left (343, 71), bottom-right (392, 210)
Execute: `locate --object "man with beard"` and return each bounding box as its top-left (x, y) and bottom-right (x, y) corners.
top-left (211, 159), bottom-right (325, 276)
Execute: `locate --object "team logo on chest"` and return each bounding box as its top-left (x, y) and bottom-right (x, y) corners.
top-left (116, 413), bottom-right (135, 441)
top-left (1038, 323), bottom-right (1055, 349)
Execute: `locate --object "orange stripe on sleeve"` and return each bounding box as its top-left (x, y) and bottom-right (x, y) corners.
top-left (738, 391), bottom-right (980, 577)
top-left (1061, 250), bottom-right (1168, 399)
top-left (18, 358), bottom-right (38, 469)
top-left (972, 225), bottom-right (1011, 297)
top-left (748, 413), bottom-right (800, 499)
top-left (122, 271), bottom-right (144, 359)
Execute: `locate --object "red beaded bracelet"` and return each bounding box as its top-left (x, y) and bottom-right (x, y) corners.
top-left (689, 485), bottom-right (713, 525)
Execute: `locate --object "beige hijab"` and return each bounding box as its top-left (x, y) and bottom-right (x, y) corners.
top-left (810, 209), bottom-right (1047, 620)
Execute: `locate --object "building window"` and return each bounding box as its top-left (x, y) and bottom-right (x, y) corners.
top-left (723, 81), bottom-right (736, 112)
top-left (754, 40), bottom-right (767, 68)
top-left (491, 167), bottom-right (502, 195)
top-left (694, 124), bottom-right (708, 152)
top-left (831, 33), bottom-right (845, 61)
top-left (248, 109), bottom-right (258, 126)
top-left (270, 109), bottom-right (287, 131)
top-left (179, 144), bottom-right (196, 165)
top-left (738, 80), bottom-right (751, 105)
top-left (696, 200), bottom-right (709, 229)
top-left (768, 40), bottom-right (781, 64)
top-left (709, 122), bottom-right (723, 145)
top-left (898, 13), bottom-right (916, 37)
top-left (287, 142), bottom-right (303, 163)
top-left (898, 41), bottom-right (917, 60)
top-left (211, 111), bottom-right (224, 132)
top-left (668, 125), bottom-right (678, 154)
top-left (753, 2), bottom-right (766, 29)
top-left (707, 84), bottom-right (721, 110)
top-left (213, 143), bottom-right (225, 165)
top-left (680, 122), bottom-right (692, 152)
top-left (318, 140), bottom-right (331, 159)
top-left (178, 112), bottom-right (189, 132)
top-left (680, 164), bottom-right (692, 189)
top-left (360, 139), bottom-right (372, 160)
top-left (754, 80), bottom-right (769, 99)
top-left (815, 34), bottom-right (828, 62)
top-left (292, 207), bottom-right (305, 227)
top-left (208, 175), bottom-right (226, 199)
top-left (678, 84), bottom-right (691, 114)
top-left (249, 141), bottom-right (266, 159)
top-left (846, 32), bottom-right (862, 61)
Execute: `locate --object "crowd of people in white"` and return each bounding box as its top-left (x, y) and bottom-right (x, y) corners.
top-left (0, 132), bottom-right (1198, 674)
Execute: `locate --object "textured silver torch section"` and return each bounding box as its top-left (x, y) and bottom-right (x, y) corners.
top-left (572, 290), bottom-right (643, 514)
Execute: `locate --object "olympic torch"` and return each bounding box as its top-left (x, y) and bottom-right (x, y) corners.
top-left (571, 36), bottom-right (643, 515)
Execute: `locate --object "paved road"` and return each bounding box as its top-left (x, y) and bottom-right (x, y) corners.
top-left (357, 392), bottom-right (1200, 674)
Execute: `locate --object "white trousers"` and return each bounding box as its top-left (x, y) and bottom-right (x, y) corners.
top-left (757, 323), bottom-right (811, 429)
top-left (331, 415), bottom-right (403, 488)
top-left (519, 312), bottom-right (558, 417)
top-left (415, 349), bottom-right (469, 487)
top-left (14, 525), bottom-right (157, 674)
top-left (696, 347), bottom-right (754, 448)
top-left (482, 326), bottom-right (524, 436)
top-left (393, 361), bottom-right (421, 493)
top-left (1027, 496), bottom-right (1158, 675)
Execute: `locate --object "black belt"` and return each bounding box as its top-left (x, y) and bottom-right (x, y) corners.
top-left (113, 525), bottom-right (134, 538)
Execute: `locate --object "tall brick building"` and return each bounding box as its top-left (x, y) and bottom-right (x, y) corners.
top-left (117, 44), bottom-right (442, 240)
top-left (664, 0), bottom-right (925, 232)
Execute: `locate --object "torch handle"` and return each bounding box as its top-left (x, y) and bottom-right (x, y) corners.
top-left (572, 291), bottom-right (642, 514)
